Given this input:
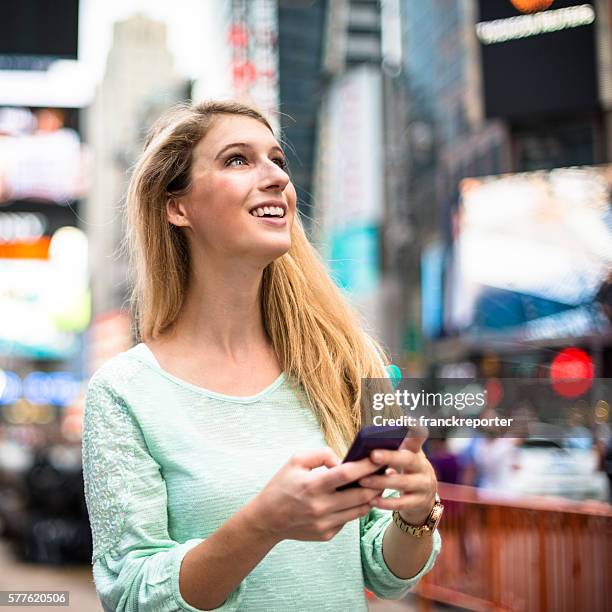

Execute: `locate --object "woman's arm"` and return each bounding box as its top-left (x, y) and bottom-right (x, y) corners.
top-left (178, 500), bottom-right (278, 609)
top-left (181, 447), bottom-right (392, 609)
top-left (380, 510), bottom-right (435, 579)
top-left (358, 433), bottom-right (442, 593)
top-left (359, 489), bottom-right (442, 599)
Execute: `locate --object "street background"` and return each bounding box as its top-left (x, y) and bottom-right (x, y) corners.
top-left (0, 1), bottom-right (611, 610)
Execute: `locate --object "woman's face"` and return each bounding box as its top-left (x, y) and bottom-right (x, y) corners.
top-left (168, 114), bottom-right (296, 265)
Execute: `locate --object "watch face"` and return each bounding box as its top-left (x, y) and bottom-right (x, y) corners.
top-left (430, 504), bottom-right (444, 531)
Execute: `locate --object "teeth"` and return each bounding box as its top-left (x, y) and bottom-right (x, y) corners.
top-left (250, 206), bottom-right (285, 218)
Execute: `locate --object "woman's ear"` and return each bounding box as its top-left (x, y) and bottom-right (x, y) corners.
top-left (166, 195), bottom-right (191, 228)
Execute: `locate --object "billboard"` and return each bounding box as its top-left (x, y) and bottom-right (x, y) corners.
top-left (228, 0), bottom-right (279, 130)
top-left (446, 164), bottom-right (612, 341)
top-left (0, 228), bottom-right (90, 360)
top-left (314, 65), bottom-right (384, 298)
top-left (421, 241), bottom-right (446, 339)
top-left (0, 0), bottom-right (79, 61)
top-left (323, 66), bottom-right (384, 233)
top-left (477, 0), bottom-right (599, 119)
top-left (0, 106), bottom-right (89, 361)
top-left (0, 107), bottom-right (87, 204)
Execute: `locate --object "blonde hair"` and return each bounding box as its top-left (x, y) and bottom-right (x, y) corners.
top-left (123, 100), bottom-right (390, 455)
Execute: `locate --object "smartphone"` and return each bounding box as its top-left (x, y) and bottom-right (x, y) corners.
top-left (336, 424), bottom-right (408, 491)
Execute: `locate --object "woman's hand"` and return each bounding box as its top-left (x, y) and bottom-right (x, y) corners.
top-left (357, 428), bottom-right (438, 525)
top-left (250, 448), bottom-right (383, 543)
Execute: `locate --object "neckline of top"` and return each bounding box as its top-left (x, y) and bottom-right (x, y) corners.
top-left (123, 343), bottom-right (287, 404)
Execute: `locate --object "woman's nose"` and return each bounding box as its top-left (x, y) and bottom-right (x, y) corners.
top-left (260, 159), bottom-right (290, 191)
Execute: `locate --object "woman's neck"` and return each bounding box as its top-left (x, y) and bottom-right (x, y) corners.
top-left (160, 255), bottom-right (272, 364)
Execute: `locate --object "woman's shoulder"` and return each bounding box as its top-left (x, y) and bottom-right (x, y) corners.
top-left (88, 344), bottom-right (154, 392)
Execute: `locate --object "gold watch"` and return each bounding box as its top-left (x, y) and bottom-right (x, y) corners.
top-left (392, 494), bottom-right (444, 538)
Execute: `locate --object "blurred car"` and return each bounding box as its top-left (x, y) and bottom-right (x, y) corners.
top-left (507, 438), bottom-right (609, 502)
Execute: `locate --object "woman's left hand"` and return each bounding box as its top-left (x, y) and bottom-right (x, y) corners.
top-left (357, 427), bottom-right (438, 525)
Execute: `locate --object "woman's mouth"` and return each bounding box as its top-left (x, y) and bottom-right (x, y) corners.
top-left (249, 205), bottom-right (287, 226)
top-left (249, 205), bottom-right (285, 218)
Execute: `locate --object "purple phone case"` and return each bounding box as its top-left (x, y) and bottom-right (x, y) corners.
top-left (336, 424), bottom-right (408, 491)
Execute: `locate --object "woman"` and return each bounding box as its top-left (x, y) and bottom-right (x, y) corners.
top-left (82, 100), bottom-right (442, 611)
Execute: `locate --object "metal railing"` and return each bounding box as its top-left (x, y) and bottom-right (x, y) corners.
top-left (415, 483), bottom-right (612, 612)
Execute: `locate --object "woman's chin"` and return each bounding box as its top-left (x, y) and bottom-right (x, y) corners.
top-left (242, 235), bottom-right (291, 265)
top-left (264, 238), bottom-right (292, 260)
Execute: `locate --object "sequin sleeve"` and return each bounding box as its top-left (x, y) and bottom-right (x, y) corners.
top-left (82, 373), bottom-right (246, 611)
top-left (359, 489), bottom-right (442, 599)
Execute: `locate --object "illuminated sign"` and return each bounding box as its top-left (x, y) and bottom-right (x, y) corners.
top-left (0, 107), bottom-right (87, 204)
top-left (0, 226), bottom-right (90, 359)
top-left (550, 347), bottom-right (594, 397)
top-left (0, 369), bottom-right (79, 407)
top-left (0, 370), bottom-right (21, 404)
top-left (0, 237), bottom-right (50, 259)
top-left (0, 212), bottom-right (47, 241)
top-left (228, 0), bottom-right (279, 129)
top-left (476, 4), bottom-right (595, 44)
top-left (447, 164), bottom-right (612, 340)
top-left (0, 129), bottom-right (85, 203)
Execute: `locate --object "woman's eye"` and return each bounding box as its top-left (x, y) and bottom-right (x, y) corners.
top-left (226, 155), bottom-right (247, 167)
top-left (273, 157), bottom-right (288, 171)
top-left (225, 154), bottom-right (287, 171)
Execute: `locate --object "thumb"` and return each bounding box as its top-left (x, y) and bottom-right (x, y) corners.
top-left (400, 424), bottom-right (428, 453)
top-left (292, 447), bottom-right (340, 470)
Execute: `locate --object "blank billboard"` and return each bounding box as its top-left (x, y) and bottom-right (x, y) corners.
top-left (0, 0), bottom-right (79, 59)
top-left (477, 0), bottom-right (599, 119)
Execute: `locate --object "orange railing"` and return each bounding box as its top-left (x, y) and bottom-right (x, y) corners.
top-left (415, 483), bottom-right (612, 612)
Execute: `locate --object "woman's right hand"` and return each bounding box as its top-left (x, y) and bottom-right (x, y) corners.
top-left (249, 448), bottom-right (383, 544)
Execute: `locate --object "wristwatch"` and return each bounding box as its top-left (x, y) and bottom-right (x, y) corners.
top-left (392, 494), bottom-right (444, 538)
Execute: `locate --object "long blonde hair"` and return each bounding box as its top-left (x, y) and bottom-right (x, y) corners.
top-left (123, 100), bottom-right (389, 455)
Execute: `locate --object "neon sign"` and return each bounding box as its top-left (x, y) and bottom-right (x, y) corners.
top-left (476, 4), bottom-right (595, 44)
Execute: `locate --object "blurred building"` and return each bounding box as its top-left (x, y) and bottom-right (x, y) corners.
top-left (84, 14), bottom-right (188, 372)
top-left (277, 0), bottom-right (328, 223)
top-left (400, 0), bottom-right (612, 379)
top-left (306, 0), bottom-right (410, 350)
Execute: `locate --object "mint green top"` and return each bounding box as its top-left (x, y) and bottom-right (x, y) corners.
top-left (82, 344), bottom-right (441, 611)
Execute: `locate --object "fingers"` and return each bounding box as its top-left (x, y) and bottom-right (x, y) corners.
top-left (320, 500), bottom-right (373, 534)
top-left (370, 448), bottom-right (421, 472)
top-left (324, 483), bottom-right (380, 511)
top-left (314, 457), bottom-right (382, 491)
top-left (358, 471), bottom-right (424, 491)
top-left (292, 447), bottom-right (340, 470)
top-left (367, 491), bottom-right (433, 515)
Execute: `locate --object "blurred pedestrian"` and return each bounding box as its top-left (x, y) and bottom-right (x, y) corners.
top-left (427, 435), bottom-right (460, 484)
top-left (460, 408), bottom-right (518, 493)
top-left (565, 412), bottom-right (593, 450)
top-left (82, 101), bottom-right (442, 612)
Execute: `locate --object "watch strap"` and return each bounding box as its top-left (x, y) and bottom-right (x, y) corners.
top-left (391, 494), bottom-right (443, 538)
